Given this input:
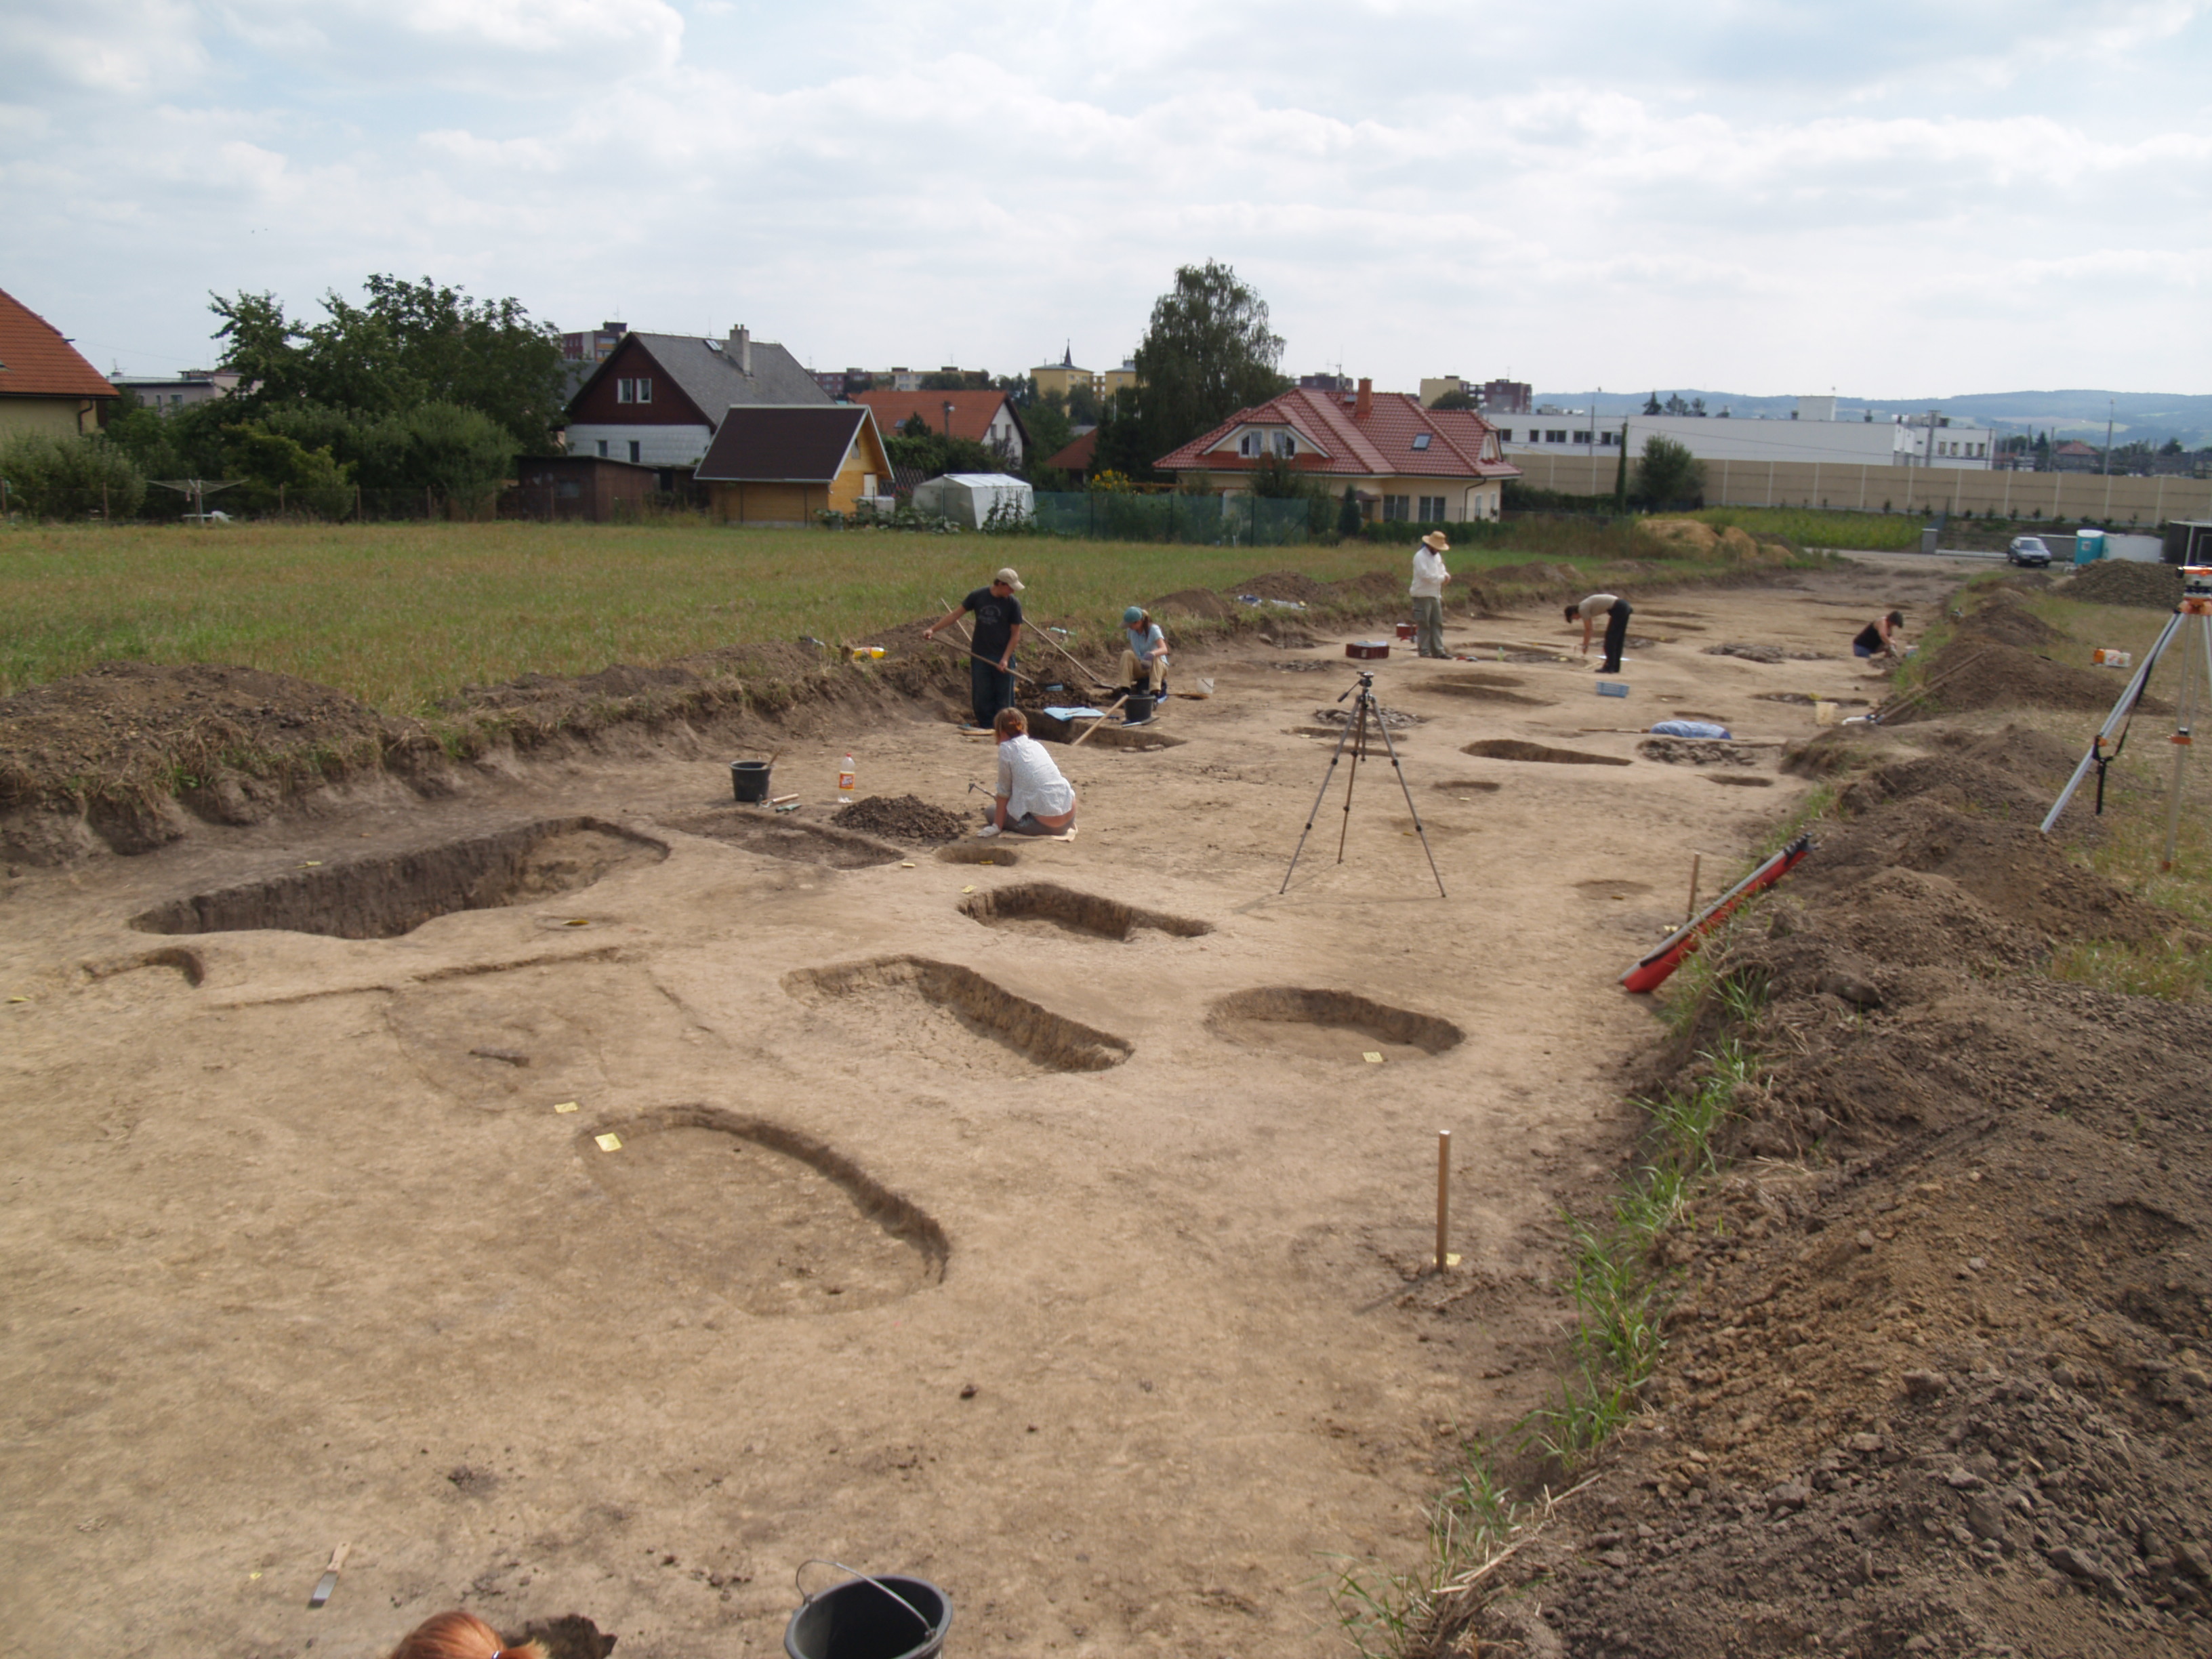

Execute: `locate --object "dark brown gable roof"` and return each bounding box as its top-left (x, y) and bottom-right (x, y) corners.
top-left (693, 405), bottom-right (876, 483)
top-left (0, 286), bottom-right (117, 401)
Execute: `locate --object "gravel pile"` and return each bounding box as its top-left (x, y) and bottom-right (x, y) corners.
top-left (2060, 562), bottom-right (2184, 610)
top-left (830, 794), bottom-right (969, 843)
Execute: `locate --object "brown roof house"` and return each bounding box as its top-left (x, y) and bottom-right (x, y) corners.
top-left (693, 405), bottom-right (894, 526)
top-left (0, 286), bottom-right (119, 439)
top-left (853, 388), bottom-right (1029, 467)
top-left (1155, 378), bottom-right (1519, 523)
top-left (565, 325), bottom-right (828, 467)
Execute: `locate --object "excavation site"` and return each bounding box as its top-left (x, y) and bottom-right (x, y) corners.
top-left (7, 552), bottom-right (2212, 1659)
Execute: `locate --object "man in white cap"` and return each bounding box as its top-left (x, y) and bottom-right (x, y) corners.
top-left (1410, 531), bottom-right (1452, 658)
top-left (925, 567), bottom-right (1026, 731)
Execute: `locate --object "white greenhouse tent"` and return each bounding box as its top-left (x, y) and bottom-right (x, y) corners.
top-left (911, 472), bottom-right (1033, 529)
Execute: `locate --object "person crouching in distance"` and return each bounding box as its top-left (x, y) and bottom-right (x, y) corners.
top-left (979, 707), bottom-right (1078, 838)
top-left (1853, 610), bottom-right (1906, 672)
top-left (385, 1611), bottom-right (548, 1659)
top-left (1120, 605), bottom-right (1168, 696)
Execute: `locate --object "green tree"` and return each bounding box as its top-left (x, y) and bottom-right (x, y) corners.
top-left (1065, 382), bottom-right (1101, 426)
top-left (885, 428), bottom-right (1005, 480)
top-left (226, 425), bottom-right (354, 518)
top-left (1021, 398), bottom-right (1073, 472)
top-left (1429, 389), bottom-right (1478, 411)
top-left (1643, 392), bottom-right (1662, 415)
top-left (1124, 260), bottom-right (1288, 473)
top-left (0, 432), bottom-right (148, 519)
top-left (1633, 434), bottom-right (1704, 506)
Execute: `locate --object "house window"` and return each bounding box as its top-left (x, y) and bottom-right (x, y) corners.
top-left (628, 440), bottom-right (642, 464)
top-left (617, 377), bottom-right (653, 404)
top-left (1239, 432), bottom-right (1259, 457)
top-left (1417, 497), bottom-right (1447, 523)
top-left (1547, 429), bottom-right (1566, 443)
top-left (1600, 432), bottom-right (1618, 446)
top-left (1382, 495), bottom-right (1411, 521)
top-left (1273, 432), bottom-right (1296, 457)
top-left (596, 440), bottom-right (609, 458)
top-left (1573, 431), bottom-right (1591, 445)
top-left (1412, 433), bottom-right (1431, 451)
top-left (1498, 429), bottom-right (1513, 443)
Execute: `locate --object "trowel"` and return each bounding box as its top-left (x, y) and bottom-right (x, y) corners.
top-left (308, 1542), bottom-right (350, 1609)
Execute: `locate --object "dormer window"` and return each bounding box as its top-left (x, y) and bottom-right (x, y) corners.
top-left (1273, 432), bottom-right (1296, 457)
top-left (1240, 432), bottom-right (1260, 456)
top-left (1412, 433), bottom-right (1431, 451)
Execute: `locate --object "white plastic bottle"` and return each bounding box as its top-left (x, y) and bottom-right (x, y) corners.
top-left (838, 752), bottom-right (856, 804)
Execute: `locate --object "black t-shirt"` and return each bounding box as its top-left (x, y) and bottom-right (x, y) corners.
top-left (1853, 621), bottom-right (1884, 653)
top-left (964, 587), bottom-right (1024, 661)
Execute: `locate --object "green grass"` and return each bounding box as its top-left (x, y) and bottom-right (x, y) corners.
top-left (0, 519), bottom-right (1765, 716)
top-left (1689, 506), bottom-right (1927, 552)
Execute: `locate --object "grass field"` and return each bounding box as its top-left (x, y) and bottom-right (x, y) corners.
top-left (1689, 506), bottom-right (1927, 552)
top-left (0, 520), bottom-right (1751, 717)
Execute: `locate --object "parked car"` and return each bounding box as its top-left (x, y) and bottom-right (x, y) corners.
top-left (2007, 535), bottom-right (2052, 567)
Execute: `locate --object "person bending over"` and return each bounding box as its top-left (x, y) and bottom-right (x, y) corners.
top-left (1568, 592), bottom-right (1633, 674)
top-left (1410, 531), bottom-right (1452, 658)
top-left (1120, 606), bottom-right (1169, 695)
top-left (980, 707), bottom-right (1077, 837)
top-left (923, 566), bottom-right (1025, 730)
top-left (1853, 610), bottom-right (1906, 671)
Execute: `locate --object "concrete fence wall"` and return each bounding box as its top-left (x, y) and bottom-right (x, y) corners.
top-left (1517, 451), bottom-right (2212, 527)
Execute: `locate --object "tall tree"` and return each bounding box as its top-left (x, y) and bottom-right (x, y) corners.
top-left (1634, 434), bottom-right (1704, 506)
top-left (1125, 260), bottom-right (1288, 474)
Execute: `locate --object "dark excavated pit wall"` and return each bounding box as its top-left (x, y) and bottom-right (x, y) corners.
top-left (958, 882), bottom-right (1212, 942)
top-left (784, 954), bottom-right (1132, 1072)
top-left (1206, 987), bottom-right (1465, 1056)
top-left (1024, 712), bottom-right (1188, 753)
top-left (666, 808), bottom-right (907, 868)
top-left (934, 842), bottom-right (1021, 867)
top-left (130, 817), bottom-right (667, 940)
top-left (1461, 739), bottom-right (1632, 767)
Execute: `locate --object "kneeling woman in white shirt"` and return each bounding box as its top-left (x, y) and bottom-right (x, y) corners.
top-left (983, 707), bottom-right (1077, 836)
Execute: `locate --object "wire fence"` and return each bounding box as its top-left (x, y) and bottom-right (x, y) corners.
top-left (1028, 491), bottom-right (1328, 545)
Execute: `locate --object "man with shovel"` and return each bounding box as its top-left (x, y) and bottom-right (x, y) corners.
top-left (924, 567), bottom-right (1026, 732)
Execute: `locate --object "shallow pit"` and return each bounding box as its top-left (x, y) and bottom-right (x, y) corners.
top-left (82, 946), bottom-right (206, 986)
top-left (1755, 692), bottom-right (1868, 707)
top-left (1429, 779), bottom-right (1502, 795)
top-left (670, 808), bottom-right (903, 867)
top-left (1576, 879), bottom-right (1654, 901)
top-left (130, 817), bottom-right (666, 939)
top-left (1206, 987), bottom-right (1462, 1064)
top-left (1673, 710), bottom-right (1731, 721)
top-left (584, 1103), bottom-right (947, 1315)
top-left (1027, 716), bottom-right (1188, 753)
top-left (1705, 774), bottom-right (1776, 787)
top-left (1417, 680), bottom-right (1554, 706)
top-left (960, 882), bottom-right (1212, 942)
top-left (1460, 740), bottom-right (1631, 767)
top-left (784, 954), bottom-right (1132, 1073)
top-left (1638, 737), bottom-right (1759, 768)
top-left (934, 842), bottom-right (1021, 867)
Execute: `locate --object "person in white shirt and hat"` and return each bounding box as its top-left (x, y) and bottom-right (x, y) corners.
top-left (1410, 531), bottom-right (1452, 659)
top-left (978, 707), bottom-right (1077, 838)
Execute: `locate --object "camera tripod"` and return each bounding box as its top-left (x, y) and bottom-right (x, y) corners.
top-left (2042, 567), bottom-right (2212, 870)
top-left (1281, 670), bottom-right (1447, 896)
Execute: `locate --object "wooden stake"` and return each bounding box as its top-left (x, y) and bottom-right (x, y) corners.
top-left (1435, 1130), bottom-right (1452, 1273)
top-left (1685, 854), bottom-right (1702, 925)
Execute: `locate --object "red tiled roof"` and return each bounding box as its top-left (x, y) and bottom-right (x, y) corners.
top-left (1042, 429), bottom-right (1098, 472)
top-left (855, 388), bottom-right (1022, 447)
top-left (1154, 388), bottom-right (1519, 481)
top-left (0, 286), bottom-right (118, 401)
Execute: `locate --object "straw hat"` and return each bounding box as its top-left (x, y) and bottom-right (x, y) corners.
top-left (1421, 531), bottom-right (1450, 551)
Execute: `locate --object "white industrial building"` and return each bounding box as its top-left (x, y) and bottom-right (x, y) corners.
top-left (1496, 396), bottom-right (1993, 471)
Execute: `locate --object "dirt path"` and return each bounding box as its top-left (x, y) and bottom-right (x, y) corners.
top-left (0, 556), bottom-right (1973, 1658)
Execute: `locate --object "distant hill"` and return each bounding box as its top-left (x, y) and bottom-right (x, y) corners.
top-left (1535, 390), bottom-right (2212, 449)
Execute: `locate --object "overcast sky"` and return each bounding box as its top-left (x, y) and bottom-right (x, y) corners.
top-left (3, 0), bottom-right (2206, 399)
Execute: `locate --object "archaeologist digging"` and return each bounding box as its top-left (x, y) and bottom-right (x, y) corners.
top-left (1853, 609), bottom-right (1906, 672)
top-left (1568, 590), bottom-right (1633, 675)
top-left (978, 708), bottom-right (1078, 838)
top-left (924, 567), bottom-right (1026, 731)
top-left (1120, 606), bottom-right (1169, 697)
top-left (1410, 531), bottom-right (1452, 658)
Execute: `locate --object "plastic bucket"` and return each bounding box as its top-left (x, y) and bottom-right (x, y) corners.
top-left (784, 1572), bottom-right (949, 1659)
top-left (731, 760), bottom-right (773, 804)
top-left (1122, 694), bottom-right (1154, 723)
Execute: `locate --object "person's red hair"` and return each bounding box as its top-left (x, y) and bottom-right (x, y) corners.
top-left (385, 1610), bottom-right (547, 1659)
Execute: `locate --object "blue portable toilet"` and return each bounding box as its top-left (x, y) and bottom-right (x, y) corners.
top-left (2074, 527), bottom-right (2106, 565)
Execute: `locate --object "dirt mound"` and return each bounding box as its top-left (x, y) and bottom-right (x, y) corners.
top-left (1229, 570), bottom-right (1332, 603)
top-left (1146, 588), bottom-right (1233, 619)
top-left (1644, 518), bottom-right (1720, 555)
top-left (1889, 638), bottom-right (2151, 723)
top-left (1331, 569), bottom-right (1408, 600)
top-left (1953, 590), bottom-right (2066, 650)
top-left (832, 794), bottom-right (969, 842)
top-left (2061, 561), bottom-right (2184, 610)
top-left (1638, 737), bottom-right (1758, 767)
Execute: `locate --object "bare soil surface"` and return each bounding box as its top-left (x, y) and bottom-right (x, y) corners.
top-left (3, 552), bottom-right (2090, 1659)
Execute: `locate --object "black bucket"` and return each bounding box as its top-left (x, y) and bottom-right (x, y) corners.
top-left (731, 760), bottom-right (772, 804)
top-left (1122, 695), bottom-right (1154, 724)
top-left (784, 1568), bottom-right (949, 1659)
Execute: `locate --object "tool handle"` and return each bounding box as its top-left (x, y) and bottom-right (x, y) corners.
top-left (327, 1542), bottom-right (351, 1573)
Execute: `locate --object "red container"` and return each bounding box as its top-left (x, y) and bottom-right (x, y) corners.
top-left (1395, 622), bottom-right (1416, 640)
top-left (1346, 641), bottom-right (1391, 660)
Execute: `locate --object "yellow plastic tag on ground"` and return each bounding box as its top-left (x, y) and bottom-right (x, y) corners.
top-left (899, 861), bottom-right (916, 868)
top-left (1446, 1252), bottom-right (1462, 1267)
top-left (302, 861), bottom-right (321, 867)
top-left (6, 997), bottom-right (26, 1004)
top-left (553, 1101), bottom-right (579, 1113)
top-left (1363, 1052), bottom-right (1385, 1063)
top-left (595, 1132), bottom-right (622, 1152)
top-left (962, 884), bottom-right (976, 893)
top-left (565, 918), bottom-right (589, 926)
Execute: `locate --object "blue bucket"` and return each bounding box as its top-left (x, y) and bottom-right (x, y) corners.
top-left (784, 1564), bottom-right (949, 1659)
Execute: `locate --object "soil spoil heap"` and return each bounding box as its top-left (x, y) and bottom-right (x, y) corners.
top-left (831, 794), bottom-right (970, 842)
top-left (2062, 562), bottom-right (2185, 610)
top-left (1462, 700), bottom-right (2212, 1658)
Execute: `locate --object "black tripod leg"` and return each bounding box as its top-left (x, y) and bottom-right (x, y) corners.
top-left (1374, 705), bottom-right (1447, 897)
top-left (1281, 705), bottom-right (1361, 894)
top-left (1336, 697), bottom-right (1369, 863)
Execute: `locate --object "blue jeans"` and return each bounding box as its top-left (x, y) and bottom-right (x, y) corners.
top-left (971, 657), bottom-right (1015, 729)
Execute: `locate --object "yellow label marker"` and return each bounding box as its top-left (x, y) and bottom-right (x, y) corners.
top-left (1363, 1052), bottom-right (1385, 1063)
top-left (961, 884), bottom-right (976, 893)
top-left (1446, 1253), bottom-right (1462, 1267)
top-left (899, 861), bottom-right (916, 868)
top-left (553, 1101), bottom-right (579, 1113)
top-left (302, 861), bottom-right (321, 867)
top-left (565, 918), bottom-right (589, 926)
top-left (7, 996), bottom-right (27, 1004)
top-left (595, 1132), bottom-right (623, 1152)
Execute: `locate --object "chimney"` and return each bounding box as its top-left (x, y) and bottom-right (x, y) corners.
top-left (1355, 377), bottom-right (1372, 420)
top-left (729, 324), bottom-right (752, 375)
